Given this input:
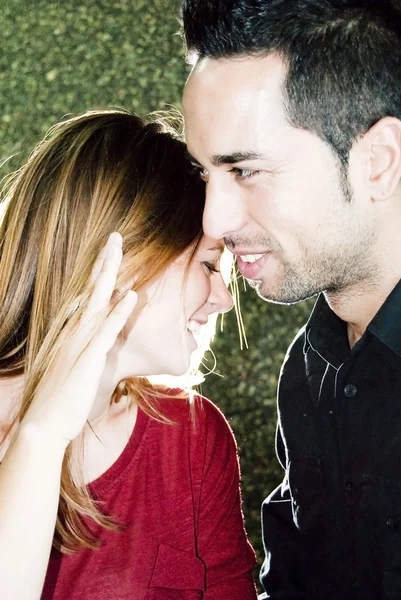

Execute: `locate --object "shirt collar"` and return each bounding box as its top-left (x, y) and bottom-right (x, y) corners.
top-left (368, 279), bottom-right (401, 359)
top-left (305, 279), bottom-right (401, 365)
top-left (305, 294), bottom-right (349, 368)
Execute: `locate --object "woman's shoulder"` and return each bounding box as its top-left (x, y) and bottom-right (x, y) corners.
top-left (152, 389), bottom-right (234, 434)
top-left (194, 394), bottom-right (237, 444)
top-left (138, 392), bottom-right (241, 509)
top-left (148, 390), bottom-right (238, 463)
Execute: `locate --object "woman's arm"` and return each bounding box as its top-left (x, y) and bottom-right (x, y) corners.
top-left (194, 399), bottom-right (258, 600)
top-left (0, 424), bottom-right (67, 598)
top-left (0, 233), bottom-right (137, 599)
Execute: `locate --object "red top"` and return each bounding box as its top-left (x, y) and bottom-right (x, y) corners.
top-left (41, 396), bottom-right (257, 600)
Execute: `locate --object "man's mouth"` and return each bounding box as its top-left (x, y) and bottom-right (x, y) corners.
top-left (239, 253), bottom-right (265, 264)
top-left (236, 252), bottom-right (270, 279)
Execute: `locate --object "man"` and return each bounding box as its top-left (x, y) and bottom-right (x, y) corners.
top-left (181, 1), bottom-right (401, 598)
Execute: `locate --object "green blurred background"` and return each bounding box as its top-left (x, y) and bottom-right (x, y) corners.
top-left (1, 0), bottom-right (313, 586)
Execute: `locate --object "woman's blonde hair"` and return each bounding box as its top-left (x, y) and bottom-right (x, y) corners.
top-left (0, 109), bottom-right (207, 552)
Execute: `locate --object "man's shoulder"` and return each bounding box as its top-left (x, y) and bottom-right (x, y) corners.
top-left (277, 324), bottom-right (308, 392)
top-left (283, 324), bottom-right (307, 363)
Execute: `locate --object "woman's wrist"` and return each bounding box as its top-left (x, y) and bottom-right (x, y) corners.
top-left (16, 419), bottom-right (70, 457)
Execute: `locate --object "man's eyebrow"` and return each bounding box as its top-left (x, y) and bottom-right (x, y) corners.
top-left (185, 150), bottom-right (264, 167)
top-left (211, 152), bottom-right (264, 166)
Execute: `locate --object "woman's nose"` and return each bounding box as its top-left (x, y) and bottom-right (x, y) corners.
top-left (208, 273), bottom-right (234, 314)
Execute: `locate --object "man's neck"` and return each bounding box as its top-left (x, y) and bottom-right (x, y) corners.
top-left (325, 273), bottom-right (401, 348)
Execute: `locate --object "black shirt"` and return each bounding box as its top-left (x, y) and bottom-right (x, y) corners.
top-left (260, 282), bottom-right (401, 599)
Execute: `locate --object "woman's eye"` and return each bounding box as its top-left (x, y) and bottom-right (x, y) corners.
top-left (192, 164), bottom-right (209, 182)
top-left (230, 167), bottom-right (260, 180)
top-left (203, 261), bottom-right (220, 274)
top-left (199, 168), bottom-right (209, 182)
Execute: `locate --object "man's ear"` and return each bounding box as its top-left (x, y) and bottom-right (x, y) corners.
top-left (365, 117), bottom-right (401, 201)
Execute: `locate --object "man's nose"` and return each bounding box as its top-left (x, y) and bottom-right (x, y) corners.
top-left (202, 178), bottom-right (246, 240)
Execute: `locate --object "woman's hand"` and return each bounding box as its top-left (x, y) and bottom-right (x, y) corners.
top-left (21, 232), bottom-right (137, 445)
top-left (0, 233), bottom-right (136, 600)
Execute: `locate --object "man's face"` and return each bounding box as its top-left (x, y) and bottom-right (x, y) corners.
top-left (183, 54), bottom-right (377, 304)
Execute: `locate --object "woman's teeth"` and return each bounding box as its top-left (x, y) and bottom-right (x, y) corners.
top-left (240, 253), bottom-right (264, 263)
top-left (187, 320), bottom-right (201, 336)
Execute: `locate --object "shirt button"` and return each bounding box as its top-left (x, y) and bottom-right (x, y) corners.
top-left (344, 383), bottom-right (357, 397)
top-left (345, 481), bottom-right (353, 493)
top-left (386, 516), bottom-right (399, 531)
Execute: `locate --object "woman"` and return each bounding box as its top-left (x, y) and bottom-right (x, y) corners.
top-left (0, 110), bottom-right (257, 599)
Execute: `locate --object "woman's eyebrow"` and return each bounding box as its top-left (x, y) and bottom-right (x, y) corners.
top-left (186, 150), bottom-right (202, 166)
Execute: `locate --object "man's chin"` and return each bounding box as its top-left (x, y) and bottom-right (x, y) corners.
top-left (247, 277), bottom-right (319, 306)
top-left (247, 277), bottom-right (282, 303)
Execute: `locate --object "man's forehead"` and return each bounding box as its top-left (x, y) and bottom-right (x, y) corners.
top-left (184, 56), bottom-right (289, 162)
top-left (185, 53), bottom-right (286, 97)
top-left (184, 55), bottom-right (287, 138)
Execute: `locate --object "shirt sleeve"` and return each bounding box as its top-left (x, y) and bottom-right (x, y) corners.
top-left (259, 424), bottom-right (307, 599)
top-left (192, 398), bottom-right (257, 600)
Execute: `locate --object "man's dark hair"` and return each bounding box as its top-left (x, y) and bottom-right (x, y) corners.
top-left (182, 0), bottom-right (401, 167)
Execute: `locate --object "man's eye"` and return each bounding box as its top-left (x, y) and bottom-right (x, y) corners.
top-left (230, 167), bottom-right (260, 180)
top-left (203, 261), bottom-right (220, 274)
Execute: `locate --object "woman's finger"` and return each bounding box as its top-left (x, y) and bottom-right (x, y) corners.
top-left (89, 232), bottom-right (122, 284)
top-left (86, 290), bottom-right (137, 355)
top-left (83, 235), bottom-right (123, 323)
top-left (65, 233), bottom-right (124, 354)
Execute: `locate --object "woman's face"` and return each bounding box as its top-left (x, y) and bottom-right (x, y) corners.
top-left (112, 235), bottom-right (234, 378)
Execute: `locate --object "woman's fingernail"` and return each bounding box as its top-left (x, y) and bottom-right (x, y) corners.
top-left (109, 232), bottom-right (122, 247)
